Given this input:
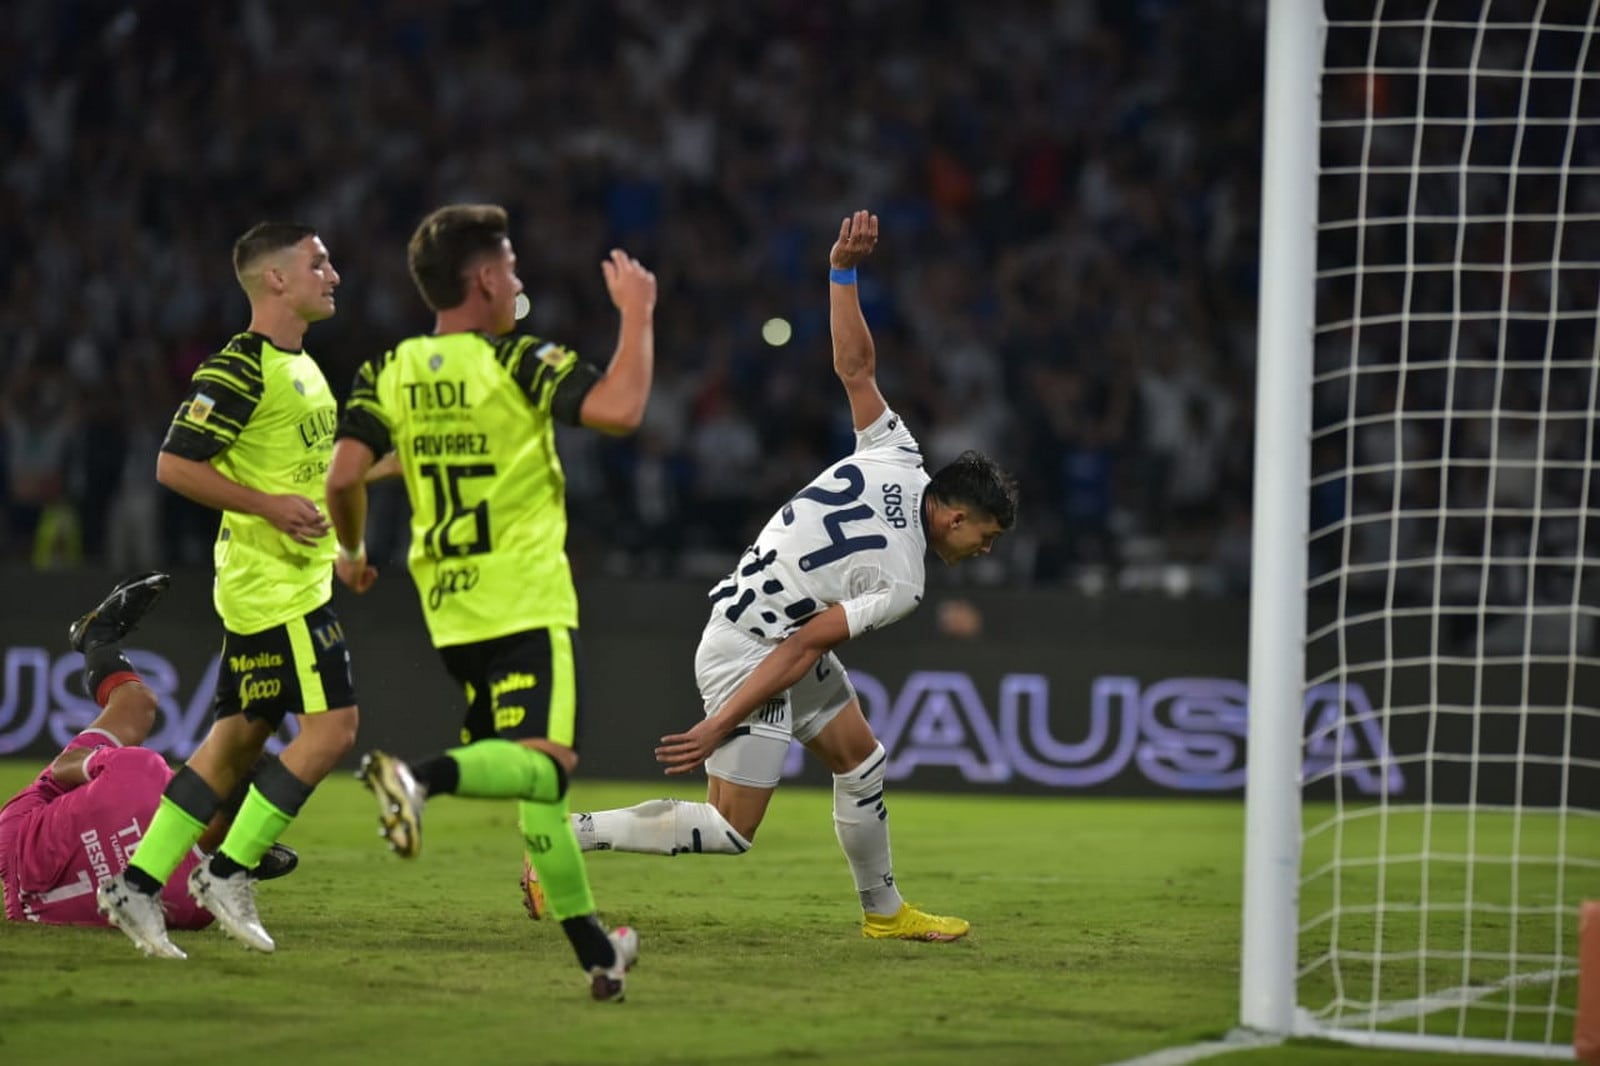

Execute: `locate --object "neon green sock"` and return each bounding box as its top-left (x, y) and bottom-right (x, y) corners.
top-left (520, 796), bottom-right (596, 920)
top-left (128, 796), bottom-right (206, 884)
top-left (450, 739), bottom-right (562, 801)
top-left (216, 784), bottom-right (294, 870)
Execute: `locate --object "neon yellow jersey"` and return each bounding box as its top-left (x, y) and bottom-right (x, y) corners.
top-left (337, 331), bottom-right (602, 647)
top-left (162, 332), bottom-right (338, 634)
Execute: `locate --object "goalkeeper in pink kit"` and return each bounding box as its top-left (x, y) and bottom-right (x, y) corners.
top-left (0, 573), bottom-right (293, 927)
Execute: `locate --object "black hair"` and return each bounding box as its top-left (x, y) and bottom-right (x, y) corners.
top-left (926, 450), bottom-right (1019, 530)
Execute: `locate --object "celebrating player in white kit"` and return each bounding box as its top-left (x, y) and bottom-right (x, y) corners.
top-left (553, 210), bottom-right (1018, 942)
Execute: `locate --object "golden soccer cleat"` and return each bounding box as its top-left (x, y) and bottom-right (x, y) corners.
top-left (357, 750), bottom-right (425, 858)
top-left (861, 902), bottom-right (970, 942)
top-left (520, 855), bottom-right (547, 921)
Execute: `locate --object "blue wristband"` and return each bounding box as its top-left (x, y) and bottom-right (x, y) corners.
top-left (829, 266), bottom-right (858, 285)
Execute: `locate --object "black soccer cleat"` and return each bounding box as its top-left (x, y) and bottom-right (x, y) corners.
top-left (252, 842), bottom-right (300, 882)
top-left (69, 571), bottom-right (171, 653)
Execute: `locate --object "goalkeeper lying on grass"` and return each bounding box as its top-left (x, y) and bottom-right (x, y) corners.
top-left (0, 573), bottom-right (295, 928)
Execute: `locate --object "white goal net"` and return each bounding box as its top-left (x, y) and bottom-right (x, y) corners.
top-left (1247, 0), bottom-right (1600, 1059)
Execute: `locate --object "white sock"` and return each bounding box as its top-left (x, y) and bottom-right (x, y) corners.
top-left (571, 799), bottom-right (751, 856)
top-left (833, 743), bottom-right (904, 917)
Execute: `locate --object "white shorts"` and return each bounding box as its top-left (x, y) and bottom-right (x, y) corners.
top-left (695, 614), bottom-right (855, 789)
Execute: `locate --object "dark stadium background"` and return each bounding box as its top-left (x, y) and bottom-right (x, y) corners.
top-left (0, 0), bottom-right (1265, 594)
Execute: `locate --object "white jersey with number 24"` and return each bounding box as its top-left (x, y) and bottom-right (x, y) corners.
top-left (708, 407), bottom-right (929, 644)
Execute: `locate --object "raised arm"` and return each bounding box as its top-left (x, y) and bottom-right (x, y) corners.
top-left (579, 249), bottom-right (658, 435)
top-left (829, 210), bottom-right (887, 431)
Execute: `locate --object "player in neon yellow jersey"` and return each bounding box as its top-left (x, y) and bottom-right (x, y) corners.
top-left (98, 223), bottom-right (362, 960)
top-left (325, 203), bottom-right (655, 1001)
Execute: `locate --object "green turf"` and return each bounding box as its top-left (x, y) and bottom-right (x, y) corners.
top-left (0, 762), bottom-right (1584, 1066)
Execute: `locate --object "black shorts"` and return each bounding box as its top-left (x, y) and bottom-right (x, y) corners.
top-left (438, 627), bottom-right (584, 749)
top-left (214, 603), bottom-right (357, 726)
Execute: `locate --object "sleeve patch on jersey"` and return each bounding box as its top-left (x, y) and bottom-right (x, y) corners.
top-left (536, 342), bottom-right (567, 367)
top-left (187, 393), bottom-right (216, 424)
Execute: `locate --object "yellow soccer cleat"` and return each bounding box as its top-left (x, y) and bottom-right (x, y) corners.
top-left (861, 902), bottom-right (970, 942)
top-left (520, 855), bottom-right (547, 921)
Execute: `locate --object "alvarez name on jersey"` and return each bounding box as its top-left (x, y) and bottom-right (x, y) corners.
top-left (709, 407), bottom-right (927, 644)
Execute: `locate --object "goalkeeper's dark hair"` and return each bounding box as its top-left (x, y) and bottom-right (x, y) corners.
top-left (408, 203), bottom-right (510, 311)
top-left (232, 222), bottom-right (317, 278)
top-left (927, 450), bottom-right (1019, 530)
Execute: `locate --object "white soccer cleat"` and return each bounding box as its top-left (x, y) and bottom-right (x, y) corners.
top-left (358, 750), bottom-right (425, 858)
top-left (97, 873), bottom-right (186, 960)
top-left (589, 925), bottom-right (640, 1003)
top-left (188, 865), bottom-right (276, 953)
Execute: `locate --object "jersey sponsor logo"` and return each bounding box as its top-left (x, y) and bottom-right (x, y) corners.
top-left (881, 483), bottom-right (907, 528)
top-left (238, 673), bottom-right (284, 710)
top-left (403, 380), bottom-right (474, 411)
top-left (410, 433), bottom-right (490, 457)
top-left (297, 407), bottom-right (338, 449)
top-left (228, 651), bottom-right (285, 673)
top-left (188, 393), bottom-right (216, 424)
top-left (291, 458), bottom-right (330, 485)
top-left (490, 672), bottom-right (538, 699)
top-left (489, 676), bottom-right (538, 733)
top-left (426, 562), bottom-right (481, 611)
top-left (312, 620), bottom-right (346, 651)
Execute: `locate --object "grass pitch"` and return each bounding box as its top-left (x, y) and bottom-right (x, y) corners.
top-left (0, 763), bottom-right (1578, 1066)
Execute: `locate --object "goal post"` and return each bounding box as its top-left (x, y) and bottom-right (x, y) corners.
top-left (1241, 0), bottom-right (1320, 1038)
top-left (1243, 0), bottom-right (1600, 1059)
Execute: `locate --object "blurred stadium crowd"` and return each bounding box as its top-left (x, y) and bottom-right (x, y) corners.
top-left (1, 0), bottom-right (1266, 590)
top-left (1312, 8), bottom-right (1600, 642)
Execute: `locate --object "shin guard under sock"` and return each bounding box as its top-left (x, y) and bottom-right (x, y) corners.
top-left (127, 766), bottom-right (220, 893)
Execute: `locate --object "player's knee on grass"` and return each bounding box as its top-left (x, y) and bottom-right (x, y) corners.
top-left (98, 747), bottom-right (171, 794)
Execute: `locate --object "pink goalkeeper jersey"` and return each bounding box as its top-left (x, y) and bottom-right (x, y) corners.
top-left (0, 731), bottom-right (210, 928)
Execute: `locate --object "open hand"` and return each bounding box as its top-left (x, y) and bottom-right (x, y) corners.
top-left (829, 210), bottom-right (879, 270)
top-left (654, 718), bottom-right (730, 776)
top-left (602, 248), bottom-right (656, 317)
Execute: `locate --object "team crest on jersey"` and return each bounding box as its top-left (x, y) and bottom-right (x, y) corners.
top-left (188, 392), bottom-right (216, 424)
top-left (429, 353), bottom-right (444, 372)
top-left (535, 343), bottom-right (565, 367)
